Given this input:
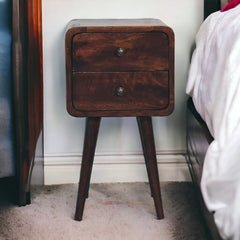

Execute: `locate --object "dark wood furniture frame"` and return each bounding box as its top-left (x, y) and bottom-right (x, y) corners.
top-left (65, 19), bottom-right (174, 221)
top-left (12, 0), bottom-right (43, 206)
top-left (186, 1), bottom-right (223, 239)
top-left (186, 99), bottom-right (220, 239)
top-left (204, 0), bottom-right (221, 18)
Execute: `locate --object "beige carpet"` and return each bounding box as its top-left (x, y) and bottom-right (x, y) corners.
top-left (0, 182), bottom-right (209, 240)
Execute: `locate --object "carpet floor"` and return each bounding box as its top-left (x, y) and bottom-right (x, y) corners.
top-left (0, 182), bottom-right (210, 240)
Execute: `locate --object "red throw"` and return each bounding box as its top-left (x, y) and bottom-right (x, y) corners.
top-left (221, 0), bottom-right (240, 12)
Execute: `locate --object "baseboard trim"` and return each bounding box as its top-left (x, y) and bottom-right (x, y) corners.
top-left (44, 152), bottom-right (191, 185)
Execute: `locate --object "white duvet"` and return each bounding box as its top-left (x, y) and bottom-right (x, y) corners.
top-left (186, 5), bottom-right (240, 240)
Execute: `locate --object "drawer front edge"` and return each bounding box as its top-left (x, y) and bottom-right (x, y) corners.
top-left (67, 71), bottom-right (173, 117)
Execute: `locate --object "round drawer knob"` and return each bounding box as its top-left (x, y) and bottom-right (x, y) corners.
top-left (116, 86), bottom-right (125, 96)
top-left (116, 47), bottom-right (125, 57)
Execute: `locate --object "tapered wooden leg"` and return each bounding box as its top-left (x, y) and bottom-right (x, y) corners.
top-left (75, 117), bottom-right (101, 221)
top-left (137, 116), bottom-right (164, 219)
top-left (137, 119), bottom-right (154, 198)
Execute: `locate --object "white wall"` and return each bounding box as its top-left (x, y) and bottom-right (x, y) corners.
top-left (42, 0), bottom-right (203, 184)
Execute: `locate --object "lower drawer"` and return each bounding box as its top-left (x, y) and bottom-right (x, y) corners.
top-left (67, 71), bottom-right (172, 117)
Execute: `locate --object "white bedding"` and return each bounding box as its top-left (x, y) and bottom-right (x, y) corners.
top-left (186, 5), bottom-right (240, 240)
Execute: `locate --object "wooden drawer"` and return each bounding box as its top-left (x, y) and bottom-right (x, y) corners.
top-left (72, 32), bottom-right (169, 72)
top-left (68, 71), bottom-right (170, 116)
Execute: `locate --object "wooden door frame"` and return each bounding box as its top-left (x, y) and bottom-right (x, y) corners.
top-left (12, 0), bottom-right (43, 205)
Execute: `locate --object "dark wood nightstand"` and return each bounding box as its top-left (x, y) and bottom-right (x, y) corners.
top-left (65, 19), bottom-right (174, 221)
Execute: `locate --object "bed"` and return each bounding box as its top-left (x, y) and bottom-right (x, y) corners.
top-left (186, 0), bottom-right (240, 239)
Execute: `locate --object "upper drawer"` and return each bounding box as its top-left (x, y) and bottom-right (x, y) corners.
top-left (71, 32), bottom-right (169, 72)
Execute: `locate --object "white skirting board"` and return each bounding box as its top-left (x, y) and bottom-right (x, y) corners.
top-left (44, 151), bottom-right (191, 185)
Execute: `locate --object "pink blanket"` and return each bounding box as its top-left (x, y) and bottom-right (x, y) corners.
top-left (221, 0), bottom-right (240, 12)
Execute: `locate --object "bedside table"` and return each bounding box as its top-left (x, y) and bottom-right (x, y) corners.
top-left (65, 19), bottom-right (174, 221)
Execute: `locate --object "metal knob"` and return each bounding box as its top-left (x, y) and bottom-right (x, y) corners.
top-left (116, 86), bottom-right (125, 96)
top-left (116, 47), bottom-right (125, 57)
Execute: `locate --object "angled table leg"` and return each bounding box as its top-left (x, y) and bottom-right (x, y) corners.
top-left (137, 116), bottom-right (164, 219)
top-left (75, 117), bottom-right (101, 221)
